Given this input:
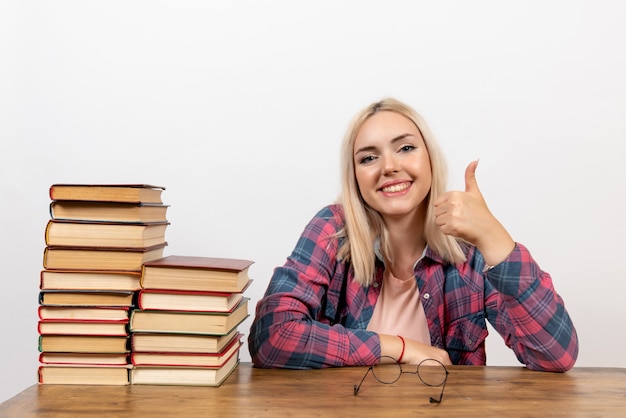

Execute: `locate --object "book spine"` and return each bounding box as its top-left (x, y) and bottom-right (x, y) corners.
top-left (139, 266), bottom-right (146, 288)
top-left (137, 291), bottom-right (144, 310)
top-left (44, 220), bottom-right (52, 245)
top-left (42, 248), bottom-right (49, 270)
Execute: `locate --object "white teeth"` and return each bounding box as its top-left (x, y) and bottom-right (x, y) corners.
top-left (382, 183), bottom-right (409, 193)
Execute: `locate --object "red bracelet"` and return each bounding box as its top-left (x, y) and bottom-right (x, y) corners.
top-left (397, 335), bottom-right (406, 363)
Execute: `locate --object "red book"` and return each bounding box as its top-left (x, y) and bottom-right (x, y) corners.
top-left (130, 333), bottom-right (242, 368)
top-left (130, 352), bottom-right (239, 386)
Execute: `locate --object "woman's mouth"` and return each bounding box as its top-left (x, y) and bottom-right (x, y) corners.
top-left (380, 182), bottom-right (410, 193)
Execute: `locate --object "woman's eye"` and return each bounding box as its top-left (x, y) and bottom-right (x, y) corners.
top-left (399, 144), bottom-right (415, 153)
top-left (359, 155), bottom-right (376, 164)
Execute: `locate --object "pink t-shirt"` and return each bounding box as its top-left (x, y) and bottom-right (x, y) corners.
top-left (366, 269), bottom-right (431, 345)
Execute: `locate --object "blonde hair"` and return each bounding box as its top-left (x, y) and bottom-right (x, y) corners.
top-left (337, 98), bottom-right (466, 286)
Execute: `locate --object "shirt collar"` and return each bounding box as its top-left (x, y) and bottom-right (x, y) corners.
top-left (374, 238), bottom-right (437, 268)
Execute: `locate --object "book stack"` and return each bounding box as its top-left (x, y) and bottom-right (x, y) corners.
top-left (129, 255), bottom-right (253, 386)
top-left (38, 184), bottom-right (169, 385)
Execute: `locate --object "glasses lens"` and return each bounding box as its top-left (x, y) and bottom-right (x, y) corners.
top-left (417, 359), bottom-right (447, 387)
top-left (372, 360), bottom-right (401, 384)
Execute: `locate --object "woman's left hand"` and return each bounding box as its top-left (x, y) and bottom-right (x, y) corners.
top-left (432, 160), bottom-right (515, 266)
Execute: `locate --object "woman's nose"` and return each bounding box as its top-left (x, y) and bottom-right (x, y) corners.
top-left (382, 153), bottom-right (400, 175)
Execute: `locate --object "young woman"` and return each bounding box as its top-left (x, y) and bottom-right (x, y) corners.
top-left (248, 98), bottom-right (578, 372)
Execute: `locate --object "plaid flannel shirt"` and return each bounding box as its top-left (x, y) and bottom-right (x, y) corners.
top-left (248, 204), bottom-right (578, 372)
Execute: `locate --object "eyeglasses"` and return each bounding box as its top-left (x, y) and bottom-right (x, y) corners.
top-left (353, 356), bottom-right (449, 403)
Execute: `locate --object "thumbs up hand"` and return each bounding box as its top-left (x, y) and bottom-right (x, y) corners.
top-left (463, 159), bottom-right (481, 195)
top-left (433, 160), bottom-right (515, 266)
top-left (433, 160), bottom-right (488, 243)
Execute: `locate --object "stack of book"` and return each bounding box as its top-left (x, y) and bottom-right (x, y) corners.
top-left (38, 184), bottom-right (169, 385)
top-left (129, 255), bottom-right (253, 386)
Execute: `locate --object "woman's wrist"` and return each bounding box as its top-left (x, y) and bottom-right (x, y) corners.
top-left (397, 335), bottom-right (406, 363)
top-left (379, 334), bottom-right (406, 363)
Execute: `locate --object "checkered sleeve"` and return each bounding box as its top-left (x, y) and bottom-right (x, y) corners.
top-left (484, 243), bottom-right (579, 372)
top-left (248, 206), bottom-right (380, 369)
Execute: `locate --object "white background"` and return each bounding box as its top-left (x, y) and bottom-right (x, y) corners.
top-left (2, 0), bottom-right (625, 403)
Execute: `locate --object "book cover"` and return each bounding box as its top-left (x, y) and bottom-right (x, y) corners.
top-left (39, 290), bottom-right (135, 307)
top-left (144, 255), bottom-right (254, 271)
top-left (129, 298), bottom-right (249, 335)
top-left (38, 306), bottom-right (130, 321)
top-left (49, 184), bottom-right (165, 204)
top-left (131, 329), bottom-right (241, 354)
top-left (45, 220), bottom-right (169, 248)
top-left (130, 348), bottom-right (239, 386)
top-left (137, 287), bottom-right (248, 312)
top-left (38, 319), bottom-right (129, 336)
top-left (130, 334), bottom-right (242, 368)
top-left (50, 201), bottom-right (169, 223)
top-left (38, 335), bottom-right (130, 353)
top-left (141, 255), bottom-right (254, 293)
top-left (39, 352), bottom-right (130, 366)
top-left (40, 269), bottom-right (142, 291)
top-left (43, 242), bottom-right (167, 271)
top-left (38, 364), bottom-right (131, 385)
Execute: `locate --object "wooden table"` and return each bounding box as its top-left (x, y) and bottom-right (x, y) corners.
top-left (1, 363), bottom-right (625, 417)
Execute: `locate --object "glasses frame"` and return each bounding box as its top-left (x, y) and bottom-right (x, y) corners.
top-left (353, 356), bottom-right (449, 404)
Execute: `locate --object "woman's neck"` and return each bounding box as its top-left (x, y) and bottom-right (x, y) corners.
top-left (383, 213), bottom-right (426, 280)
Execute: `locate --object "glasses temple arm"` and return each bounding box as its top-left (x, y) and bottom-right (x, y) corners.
top-left (429, 373), bottom-right (448, 404)
top-left (353, 366), bottom-right (373, 396)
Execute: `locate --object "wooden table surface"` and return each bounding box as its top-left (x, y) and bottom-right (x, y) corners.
top-left (1, 363), bottom-right (625, 417)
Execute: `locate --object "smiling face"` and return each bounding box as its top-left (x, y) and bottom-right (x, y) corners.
top-left (353, 110), bottom-right (432, 221)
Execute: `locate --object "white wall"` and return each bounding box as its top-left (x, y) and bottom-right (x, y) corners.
top-left (2, 0), bottom-right (625, 403)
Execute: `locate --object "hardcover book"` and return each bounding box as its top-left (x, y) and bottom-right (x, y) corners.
top-left (129, 298), bottom-right (249, 335)
top-left (38, 319), bottom-right (129, 336)
top-left (50, 201), bottom-right (169, 223)
top-left (38, 365), bottom-right (130, 385)
top-left (45, 220), bottom-right (169, 248)
top-left (38, 306), bottom-right (130, 321)
top-left (39, 290), bottom-right (135, 307)
top-left (43, 243), bottom-right (167, 271)
top-left (137, 288), bottom-right (247, 313)
top-left (130, 347), bottom-right (239, 386)
top-left (38, 335), bottom-right (129, 353)
top-left (39, 352), bottom-right (130, 366)
top-left (130, 334), bottom-right (242, 368)
top-left (131, 329), bottom-right (241, 354)
top-left (141, 255), bottom-right (254, 293)
top-left (49, 184), bottom-right (165, 204)
top-left (40, 270), bottom-right (142, 291)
